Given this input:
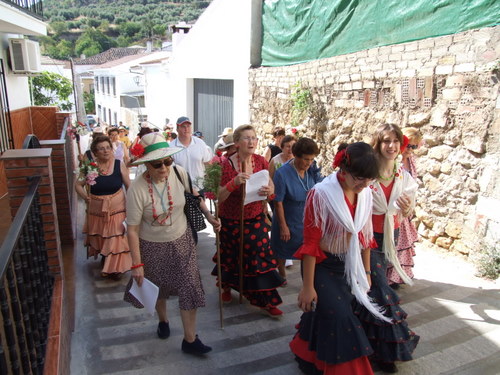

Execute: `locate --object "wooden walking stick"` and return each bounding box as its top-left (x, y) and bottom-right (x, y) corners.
top-left (214, 201), bottom-right (224, 328)
top-left (238, 162), bottom-right (246, 304)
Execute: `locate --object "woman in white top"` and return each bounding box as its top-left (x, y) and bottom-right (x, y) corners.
top-left (123, 133), bottom-right (220, 355)
top-left (268, 135), bottom-right (297, 180)
top-left (108, 127), bottom-right (130, 165)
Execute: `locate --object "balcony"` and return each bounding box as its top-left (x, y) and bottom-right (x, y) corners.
top-left (0, 0), bottom-right (43, 20)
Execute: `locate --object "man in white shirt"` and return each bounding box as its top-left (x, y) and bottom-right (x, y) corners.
top-left (171, 116), bottom-right (212, 191)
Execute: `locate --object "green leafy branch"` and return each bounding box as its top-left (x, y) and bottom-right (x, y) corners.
top-left (290, 82), bottom-right (312, 127)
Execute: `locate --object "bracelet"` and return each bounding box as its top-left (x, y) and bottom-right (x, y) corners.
top-left (131, 263), bottom-right (144, 270)
top-left (365, 270), bottom-right (371, 275)
top-left (268, 193), bottom-right (276, 201)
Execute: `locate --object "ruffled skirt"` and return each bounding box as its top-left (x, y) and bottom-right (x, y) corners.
top-left (290, 254), bottom-right (374, 374)
top-left (387, 217), bottom-right (418, 285)
top-left (84, 189), bottom-right (131, 274)
top-left (212, 215), bottom-right (284, 308)
top-left (354, 232), bottom-right (420, 363)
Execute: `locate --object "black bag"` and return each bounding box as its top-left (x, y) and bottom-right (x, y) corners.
top-left (173, 166), bottom-right (207, 233)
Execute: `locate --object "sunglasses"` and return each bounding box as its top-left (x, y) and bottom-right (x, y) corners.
top-left (150, 158), bottom-right (173, 169)
top-left (406, 144), bottom-right (418, 150)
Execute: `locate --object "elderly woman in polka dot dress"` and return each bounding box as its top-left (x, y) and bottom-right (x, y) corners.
top-left (212, 124), bottom-right (285, 318)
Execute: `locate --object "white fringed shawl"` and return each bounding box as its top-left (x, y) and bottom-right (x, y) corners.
top-left (371, 162), bottom-right (418, 285)
top-left (311, 172), bottom-right (391, 322)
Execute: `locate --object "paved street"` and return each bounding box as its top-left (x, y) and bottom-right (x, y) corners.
top-left (70, 198), bottom-right (499, 375)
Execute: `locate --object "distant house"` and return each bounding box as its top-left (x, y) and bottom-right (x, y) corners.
top-left (89, 50), bottom-right (171, 135)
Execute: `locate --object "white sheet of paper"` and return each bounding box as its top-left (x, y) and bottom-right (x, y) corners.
top-left (129, 278), bottom-right (159, 315)
top-left (244, 169), bottom-right (269, 205)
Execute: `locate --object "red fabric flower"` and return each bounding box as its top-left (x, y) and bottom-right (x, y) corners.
top-left (333, 149), bottom-right (346, 168)
top-left (90, 162), bottom-right (97, 167)
top-left (401, 135), bottom-right (409, 153)
top-left (291, 128), bottom-right (298, 134)
top-left (130, 143), bottom-right (145, 158)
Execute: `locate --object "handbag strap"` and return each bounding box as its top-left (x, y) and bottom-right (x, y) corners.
top-left (173, 166), bottom-right (194, 194)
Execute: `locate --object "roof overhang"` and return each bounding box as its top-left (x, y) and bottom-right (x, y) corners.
top-left (0, 2), bottom-right (47, 36)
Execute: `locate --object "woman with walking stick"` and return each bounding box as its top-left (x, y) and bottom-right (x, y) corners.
top-left (212, 124), bottom-right (285, 318)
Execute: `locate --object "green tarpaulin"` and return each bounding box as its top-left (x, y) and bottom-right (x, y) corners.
top-left (262, 0), bottom-right (500, 67)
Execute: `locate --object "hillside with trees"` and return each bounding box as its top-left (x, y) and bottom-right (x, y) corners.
top-left (39, 0), bottom-right (212, 59)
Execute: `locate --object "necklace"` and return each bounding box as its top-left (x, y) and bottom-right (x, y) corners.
top-left (378, 162), bottom-right (397, 181)
top-left (146, 173), bottom-right (173, 225)
top-left (97, 160), bottom-right (112, 175)
top-left (236, 153), bottom-right (255, 173)
top-left (292, 159), bottom-right (310, 192)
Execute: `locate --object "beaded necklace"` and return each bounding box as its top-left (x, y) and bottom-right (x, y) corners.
top-left (146, 173), bottom-right (173, 225)
top-left (97, 159), bottom-right (112, 175)
top-left (236, 153), bottom-right (255, 173)
top-left (378, 162), bottom-right (397, 181)
top-left (292, 159), bottom-right (311, 192)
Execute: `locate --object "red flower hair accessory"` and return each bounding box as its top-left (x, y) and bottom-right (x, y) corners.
top-left (401, 135), bottom-right (409, 153)
top-left (130, 143), bottom-right (145, 158)
top-left (333, 149), bottom-right (347, 169)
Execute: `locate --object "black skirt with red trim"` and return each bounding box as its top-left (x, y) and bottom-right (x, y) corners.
top-left (353, 231), bottom-right (420, 363)
top-left (211, 214), bottom-right (284, 308)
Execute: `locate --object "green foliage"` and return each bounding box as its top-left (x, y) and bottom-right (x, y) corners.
top-left (83, 90), bottom-right (95, 115)
top-left (30, 71), bottom-right (73, 111)
top-left (474, 245), bottom-right (500, 280)
top-left (75, 28), bottom-right (117, 57)
top-left (39, 0), bottom-right (212, 58)
top-left (203, 162), bottom-right (222, 200)
top-left (46, 40), bottom-right (74, 60)
top-left (290, 82), bottom-right (312, 127)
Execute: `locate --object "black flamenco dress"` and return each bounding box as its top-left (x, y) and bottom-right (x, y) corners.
top-left (353, 231), bottom-right (420, 363)
top-left (290, 194), bottom-right (374, 375)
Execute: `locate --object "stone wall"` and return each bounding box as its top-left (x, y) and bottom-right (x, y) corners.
top-left (249, 26), bottom-right (500, 256)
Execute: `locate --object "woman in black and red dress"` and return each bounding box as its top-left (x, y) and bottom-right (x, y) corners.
top-left (290, 142), bottom-right (390, 375)
top-left (212, 124), bottom-right (285, 318)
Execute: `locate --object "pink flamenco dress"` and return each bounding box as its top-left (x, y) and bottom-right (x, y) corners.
top-left (387, 154), bottom-right (419, 285)
top-left (84, 159), bottom-right (132, 275)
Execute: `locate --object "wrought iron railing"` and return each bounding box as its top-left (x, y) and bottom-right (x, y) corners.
top-left (0, 176), bottom-right (54, 375)
top-left (0, 59), bottom-right (14, 154)
top-left (1, 0), bottom-right (44, 20)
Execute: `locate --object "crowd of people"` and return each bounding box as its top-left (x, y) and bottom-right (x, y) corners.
top-left (76, 117), bottom-right (423, 372)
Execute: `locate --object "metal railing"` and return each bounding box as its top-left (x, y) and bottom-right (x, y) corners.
top-left (61, 117), bottom-right (76, 213)
top-left (0, 176), bottom-right (54, 375)
top-left (1, 0), bottom-right (44, 20)
top-left (0, 59), bottom-right (14, 154)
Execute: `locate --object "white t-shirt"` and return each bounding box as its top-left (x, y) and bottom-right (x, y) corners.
top-left (171, 136), bottom-right (212, 190)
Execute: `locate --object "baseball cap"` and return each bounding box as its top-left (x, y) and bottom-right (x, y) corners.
top-left (176, 116), bottom-right (191, 126)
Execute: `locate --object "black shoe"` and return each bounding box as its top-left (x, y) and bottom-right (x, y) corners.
top-left (378, 361), bottom-right (398, 373)
top-left (181, 335), bottom-right (212, 355)
top-left (157, 321), bottom-right (170, 339)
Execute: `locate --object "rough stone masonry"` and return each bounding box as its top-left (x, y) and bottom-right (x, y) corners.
top-left (249, 25), bottom-right (500, 258)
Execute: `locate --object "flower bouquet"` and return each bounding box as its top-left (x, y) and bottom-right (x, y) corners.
top-left (203, 162), bottom-right (222, 201)
top-left (77, 160), bottom-right (100, 186)
top-left (67, 121), bottom-right (90, 140)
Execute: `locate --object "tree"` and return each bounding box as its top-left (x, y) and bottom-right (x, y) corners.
top-left (75, 28), bottom-right (117, 57)
top-left (83, 90), bottom-right (95, 115)
top-left (30, 71), bottom-right (73, 111)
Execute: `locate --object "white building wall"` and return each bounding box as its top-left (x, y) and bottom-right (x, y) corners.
top-left (1, 33), bottom-right (33, 110)
top-left (143, 62), bottom-right (172, 128)
top-left (169, 0), bottom-right (253, 126)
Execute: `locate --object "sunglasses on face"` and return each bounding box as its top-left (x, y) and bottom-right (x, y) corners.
top-left (407, 144), bottom-right (418, 150)
top-left (150, 158), bottom-right (173, 169)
